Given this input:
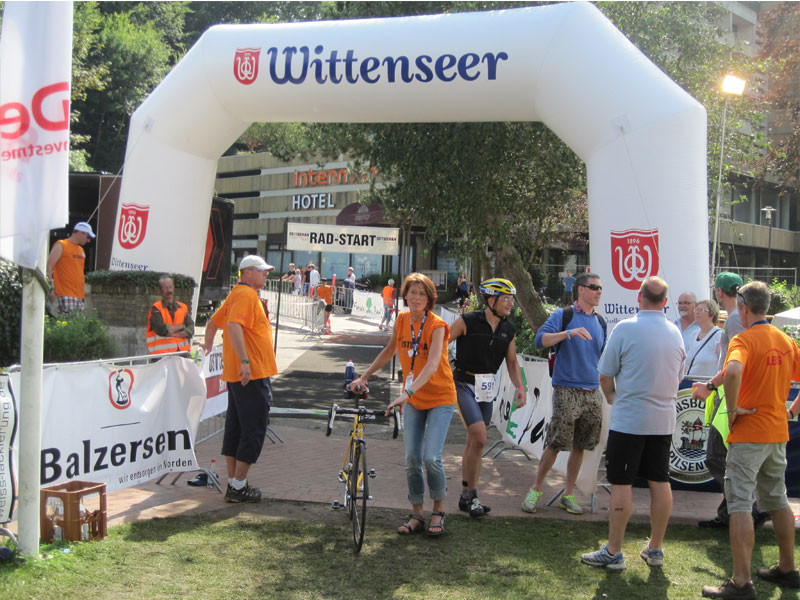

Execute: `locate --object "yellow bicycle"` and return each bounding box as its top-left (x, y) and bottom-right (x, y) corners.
top-left (325, 385), bottom-right (398, 553)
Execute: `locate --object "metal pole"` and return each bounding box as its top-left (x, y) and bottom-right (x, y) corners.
top-left (273, 243), bottom-right (286, 352)
top-left (711, 97), bottom-right (729, 287)
top-left (767, 217), bottom-right (773, 269)
top-left (18, 245), bottom-right (47, 555)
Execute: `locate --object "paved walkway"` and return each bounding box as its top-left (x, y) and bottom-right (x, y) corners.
top-left (13, 310), bottom-right (800, 536)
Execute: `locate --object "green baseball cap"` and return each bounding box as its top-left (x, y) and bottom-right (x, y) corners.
top-left (714, 272), bottom-right (743, 293)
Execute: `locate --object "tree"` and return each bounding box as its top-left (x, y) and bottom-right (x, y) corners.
top-left (758, 2), bottom-right (800, 191)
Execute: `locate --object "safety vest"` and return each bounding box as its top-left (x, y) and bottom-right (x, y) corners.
top-left (146, 301), bottom-right (190, 354)
top-left (382, 285), bottom-right (395, 306)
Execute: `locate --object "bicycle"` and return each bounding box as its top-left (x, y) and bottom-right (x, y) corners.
top-left (325, 384), bottom-right (399, 553)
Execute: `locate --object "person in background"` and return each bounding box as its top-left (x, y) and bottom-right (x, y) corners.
top-left (701, 281), bottom-right (800, 599)
top-left (456, 272), bottom-right (470, 310)
top-left (308, 263), bottom-right (320, 296)
top-left (561, 270), bottom-right (576, 306)
top-left (684, 299), bottom-right (722, 378)
top-left (379, 278), bottom-right (396, 330)
top-left (293, 269), bottom-right (302, 295)
top-left (302, 264), bottom-right (312, 296)
top-left (451, 278), bottom-right (526, 518)
top-left (582, 276), bottom-right (685, 571)
top-left (146, 276), bottom-right (194, 354)
top-left (523, 272), bottom-right (606, 516)
top-left (344, 266), bottom-right (356, 314)
top-left (674, 291), bottom-right (701, 351)
top-left (281, 262), bottom-right (296, 284)
top-left (315, 277), bottom-right (334, 333)
top-left (46, 221), bottom-right (95, 314)
top-left (202, 255), bottom-right (277, 503)
top-left (350, 273), bottom-right (457, 537)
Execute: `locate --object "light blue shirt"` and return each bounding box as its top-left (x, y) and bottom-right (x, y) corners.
top-left (535, 306), bottom-right (605, 389)
top-left (599, 310), bottom-right (686, 435)
top-left (673, 319), bottom-right (700, 352)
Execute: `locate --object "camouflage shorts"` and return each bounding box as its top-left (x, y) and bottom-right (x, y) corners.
top-left (544, 386), bottom-right (602, 452)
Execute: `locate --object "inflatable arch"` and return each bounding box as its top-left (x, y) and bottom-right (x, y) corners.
top-left (110, 2), bottom-right (708, 326)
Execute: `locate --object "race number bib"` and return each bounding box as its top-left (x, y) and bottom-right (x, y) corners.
top-left (474, 373), bottom-right (497, 403)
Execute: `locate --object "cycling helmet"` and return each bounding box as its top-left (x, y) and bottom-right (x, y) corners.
top-left (480, 278), bottom-right (516, 298)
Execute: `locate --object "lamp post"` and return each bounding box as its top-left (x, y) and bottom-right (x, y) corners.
top-left (761, 205), bottom-right (776, 270)
top-left (710, 74), bottom-right (746, 279)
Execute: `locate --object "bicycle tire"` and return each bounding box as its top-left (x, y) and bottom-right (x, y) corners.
top-left (351, 440), bottom-right (368, 553)
top-left (346, 438), bottom-right (356, 521)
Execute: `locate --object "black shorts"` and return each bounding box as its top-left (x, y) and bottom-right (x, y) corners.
top-left (605, 430), bottom-right (671, 485)
top-left (221, 378), bottom-right (272, 465)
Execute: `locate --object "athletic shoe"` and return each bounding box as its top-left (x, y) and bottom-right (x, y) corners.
top-left (698, 517), bottom-right (728, 529)
top-left (559, 494), bottom-right (583, 515)
top-left (224, 482), bottom-right (262, 503)
top-left (640, 544), bottom-right (664, 566)
top-left (469, 497), bottom-right (491, 518)
top-left (701, 579), bottom-right (756, 599)
top-left (580, 545), bottom-right (626, 570)
top-left (757, 565), bottom-right (800, 588)
top-left (522, 489), bottom-right (543, 513)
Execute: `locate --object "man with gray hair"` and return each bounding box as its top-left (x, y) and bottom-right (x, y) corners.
top-left (701, 281), bottom-right (800, 599)
top-left (379, 278), bottom-right (396, 330)
top-left (582, 276), bottom-right (685, 570)
top-left (674, 291), bottom-right (700, 350)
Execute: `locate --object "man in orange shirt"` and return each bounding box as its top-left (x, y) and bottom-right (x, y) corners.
top-left (46, 221), bottom-right (94, 314)
top-left (315, 277), bottom-right (334, 333)
top-left (202, 255), bottom-right (278, 503)
top-left (379, 278), bottom-right (396, 331)
top-left (701, 281), bottom-right (800, 599)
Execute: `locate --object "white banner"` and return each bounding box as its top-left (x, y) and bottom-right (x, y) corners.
top-left (0, 375), bottom-right (17, 523)
top-left (351, 291), bottom-right (406, 321)
top-left (492, 357), bottom-right (610, 496)
top-left (0, 1), bottom-right (73, 268)
top-left (201, 345), bottom-right (228, 420)
top-left (9, 356), bottom-right (206, 493)
top-left (286, 222), bottom-right (399, 255)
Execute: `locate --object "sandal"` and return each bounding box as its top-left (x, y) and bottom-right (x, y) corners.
top-left (397, 514), bottom-right (425, 535)
top-left (427, 511), bottom-right (446, 537)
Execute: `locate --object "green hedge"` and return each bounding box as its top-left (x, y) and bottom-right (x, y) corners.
top-left (85, 270), bottom-right (196, 289)
top-left (44, 311), bottom-right (117, 363)
top-left (0, 260), bottom-right (22, 367)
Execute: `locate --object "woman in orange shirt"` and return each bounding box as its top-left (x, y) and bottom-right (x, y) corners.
top-left (351, 273), bottom-right (457, 537)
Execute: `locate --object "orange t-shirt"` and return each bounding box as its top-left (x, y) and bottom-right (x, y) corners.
top-left (211, 284), bottom-right (278, 382)
top-left (382, 285), bottom-right (396, 306)
top-left (395, 311), bottom-right (456, 410)
top-left (52, 239), bottom-right (86, 298)
top-left (724, 323), bottom-right (800, 443)
top-left (317, 285), bottom-right (333, 305)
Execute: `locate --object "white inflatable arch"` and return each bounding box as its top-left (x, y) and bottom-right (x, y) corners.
top-left (111, 2), bottom-right (708, 325)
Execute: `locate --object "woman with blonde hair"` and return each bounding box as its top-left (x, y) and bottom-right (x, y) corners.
top-left (685, 299), bottom-right (722, 378)
top-left (351, 273), bottom-right (457, 537)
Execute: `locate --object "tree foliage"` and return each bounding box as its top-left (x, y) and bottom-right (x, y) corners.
top-left (758, 2), bottom-right (800, 191)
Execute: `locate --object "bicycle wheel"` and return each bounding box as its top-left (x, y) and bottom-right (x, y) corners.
top-left (350, 440), bottom-right (368, 553)
top-left (346, 438), bottom-right (356, 521)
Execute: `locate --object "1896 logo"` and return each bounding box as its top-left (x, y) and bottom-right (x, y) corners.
top-left (234, 48), bottom-right (260, 85)
top-left (610, 228), bottom-right (660, 290)
top-left (117, 203), bottom-right (149, 250)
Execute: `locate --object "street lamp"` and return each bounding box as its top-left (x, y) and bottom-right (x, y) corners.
top-left (761, 205), bottom-right (776, 269)
top-left (710, 74), bottom-right (746, 278)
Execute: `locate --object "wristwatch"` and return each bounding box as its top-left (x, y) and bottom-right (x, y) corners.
top-left (241, 358), bottom-right (250, 364)
top-left (706, 381), bottom-right (717, 392)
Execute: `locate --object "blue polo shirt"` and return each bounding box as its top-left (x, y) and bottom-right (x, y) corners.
top-left (535, 306), bottom-right (605, 389)
top-left (598, 310), bottom-right (686, 435)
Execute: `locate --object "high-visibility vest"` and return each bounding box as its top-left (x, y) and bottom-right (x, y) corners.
top-left (382, 285), bottom-right (395, 306)
top-left (146, 301), bottom-right (190, 354)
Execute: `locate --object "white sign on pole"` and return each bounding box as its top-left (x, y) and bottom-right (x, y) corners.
top-left (201, 345), bottom-right (228, 420)
top-left (0, 1), bottom-right (73, 269)
top-left (9, 356), bottom-right (206, 493)
top-left (0, 375), bottom-right (17, 523)
top-left (287, 223), bottom-right (399, 255)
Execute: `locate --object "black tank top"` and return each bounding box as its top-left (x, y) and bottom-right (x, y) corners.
top-left (453, 310), bottom-right (516, 384)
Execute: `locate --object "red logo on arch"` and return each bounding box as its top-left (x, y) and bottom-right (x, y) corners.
top-left (611, 228), bottom-right (660, 290)
top-left (234, 48), bottom-right (260, 85)
top-left (117, 203), bottom-right (149, 250)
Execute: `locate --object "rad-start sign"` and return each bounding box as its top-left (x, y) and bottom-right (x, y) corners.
top-left (9, 356), bottom-right (206, 493)
top-left (287, 222), bottom-right (399, 255)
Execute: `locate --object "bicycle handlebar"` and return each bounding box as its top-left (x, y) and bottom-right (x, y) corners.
top-left (325, 402), bottom-right (399, 439)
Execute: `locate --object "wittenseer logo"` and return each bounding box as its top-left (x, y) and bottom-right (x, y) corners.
top-left (610, 228), bottom-right (660, 291)
top-left (233, 46), bottom-right (508, 86)
top-left (117, 203), bottom-right (150, 250)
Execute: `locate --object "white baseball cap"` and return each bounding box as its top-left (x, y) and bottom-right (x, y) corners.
top-left (239, 255), bottom-right (274, 271)
top-left (73, 222), bottom-right (95, 238)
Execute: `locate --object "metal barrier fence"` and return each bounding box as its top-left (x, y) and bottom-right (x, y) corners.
top-left (713, 266), bottom-right (797, 287)
top-left (262, 279), bottom-right (351, 331)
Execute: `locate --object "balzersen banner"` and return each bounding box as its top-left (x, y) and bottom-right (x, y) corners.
top-left (0, 375), bottom-right (17, 523)
top-left (287, 223), bottom-right (399, 255)
top-left (9, 356), bottom-right (206, 492)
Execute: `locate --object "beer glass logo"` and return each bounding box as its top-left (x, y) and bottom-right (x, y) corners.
top-left (610, 228), bottom-right (659, 290)
top-left (234, 48), bottom-right (260, 85)
top-left (108, 368), bottom-right (134, 410)
top-left (117, 203), bottom-right (150, 250)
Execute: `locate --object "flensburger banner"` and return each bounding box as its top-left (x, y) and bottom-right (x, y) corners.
top-left (10, 356), bottom-right (206, 492)
top-left (287, 223), bottom-right (399, 255)
top-left (0, 375), bottom-right (17, 523)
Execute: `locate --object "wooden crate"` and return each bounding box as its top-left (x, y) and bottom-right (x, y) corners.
top-left (40, 481), bottom-right (107, 543)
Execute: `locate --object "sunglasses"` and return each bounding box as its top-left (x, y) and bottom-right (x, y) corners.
top-left (736, 291), bottom-right (747, 307)
top-left (582, 284), bottom-right (603, 291)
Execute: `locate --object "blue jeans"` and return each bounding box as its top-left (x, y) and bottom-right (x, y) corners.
top-left (403, 402), bottom-right (454, 505)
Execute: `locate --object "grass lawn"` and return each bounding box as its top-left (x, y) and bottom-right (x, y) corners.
top-left (0, 500), bottom-right (795, 600)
